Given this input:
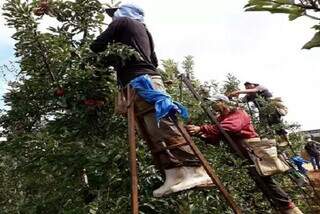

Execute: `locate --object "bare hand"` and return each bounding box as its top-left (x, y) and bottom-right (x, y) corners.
top-left (229, 91), bottom-right (240, 97)
top-left (186, 125), bottom-right (201, 135)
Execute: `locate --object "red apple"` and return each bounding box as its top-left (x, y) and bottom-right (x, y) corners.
top-left (54, 87), bottom-right (65, 97)
top-left (33, 7), bottom-right (45, 16)
top-left (83, 99), bottom-right (97, 106)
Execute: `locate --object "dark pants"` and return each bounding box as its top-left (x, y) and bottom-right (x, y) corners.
top-left (297, 164), bottom-right (308, 175)
top-left (134, 76), bottom-right (201, 170)
top-left (310, 155), bottom-right (320, 170)
top-left (247, 166), bottom-right (291, 208)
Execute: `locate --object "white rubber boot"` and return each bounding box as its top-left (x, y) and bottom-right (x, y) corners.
top-left (153, 167), bottom-right (184, 198)
top-left (170, 166), bottom-right (212, 193)
top-left (281, 206), bottom-right (304, 214)
top-left (291, 207), bottom-right (304, 214)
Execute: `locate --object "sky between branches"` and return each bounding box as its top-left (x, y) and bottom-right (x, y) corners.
top-left (0, 0), bottom-right (319, 130)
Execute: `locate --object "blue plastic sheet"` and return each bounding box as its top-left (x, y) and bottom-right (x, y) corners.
top-left (130, 75), bottom-right (189, 123)
top-left (291, 156), bottom-right (309, 175)
top-left (291, 156), bottom-right (309, 166)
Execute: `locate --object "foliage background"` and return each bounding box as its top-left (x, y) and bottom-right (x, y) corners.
top-left (0, 0), bottom-right (318, 213)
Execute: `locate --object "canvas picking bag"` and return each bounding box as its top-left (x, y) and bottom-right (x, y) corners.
top-left (246, 139), bottom-right (290, 176)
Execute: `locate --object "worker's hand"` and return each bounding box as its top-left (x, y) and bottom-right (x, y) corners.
top-left (229, 91), bottom-right (240, 97)
top-left (199, 133), bottom-right (208, 138)
top-left (186, 125), bottom-right (201, 135)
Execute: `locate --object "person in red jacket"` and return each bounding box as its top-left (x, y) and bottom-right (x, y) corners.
top-left (186, 94), bottom-right (302, 214)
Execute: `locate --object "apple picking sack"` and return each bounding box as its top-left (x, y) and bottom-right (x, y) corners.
top-left (246, 139), bottom-right (290, 176)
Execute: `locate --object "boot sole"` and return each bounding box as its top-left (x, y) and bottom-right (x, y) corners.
top-left (153, 180), bottom-right (215, 198)
top-left (195, 182), bottom-right (215, 189)
top-left (170, 177), bottom-right (213, 193)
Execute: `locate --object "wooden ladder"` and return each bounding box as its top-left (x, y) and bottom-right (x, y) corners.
top-left (126, 87), bottom-right (242, 214)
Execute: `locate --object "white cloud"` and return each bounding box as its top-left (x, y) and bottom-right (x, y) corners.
top-left (137, 0), bottom-right (320, 130)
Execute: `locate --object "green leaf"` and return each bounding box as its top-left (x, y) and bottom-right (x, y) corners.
top-left (288, 8), bottom-right (305, 21)
top-left (312, 24), bottom-right (320, 30)
top-left (302, 31), bottom-right (320, 49)
top-left (246, 7), bottom-right (293, 14)
top-left (288, 12), bottom-right (302, 21)
top-left (277, 0), bottom-right (294, 3)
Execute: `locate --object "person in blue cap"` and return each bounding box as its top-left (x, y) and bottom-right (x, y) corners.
top-left (90, 4), bottom-right (212, 198)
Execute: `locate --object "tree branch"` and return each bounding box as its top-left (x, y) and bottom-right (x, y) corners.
top-left (305, 12), bottom-right (320, 19)
top-left (268, 0), bottom-right (320, 11)
top-left (307, 0), bottom-right (318, 9)
top-left (33, 30), bottom-right (59, 87)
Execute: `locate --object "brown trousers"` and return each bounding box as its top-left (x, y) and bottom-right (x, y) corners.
top-left (134, 75), bottom-right (201, 170)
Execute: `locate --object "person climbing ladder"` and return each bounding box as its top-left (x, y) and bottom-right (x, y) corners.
top-left (186, 94), bottom-right (303, 214)
top-left (90, 3), bottom-right (212, 198)
top-left (229, 82), bottom-right (289, 146)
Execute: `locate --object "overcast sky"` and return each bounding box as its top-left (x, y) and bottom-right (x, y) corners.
top-left (0, 0), bottom-right (319, 130)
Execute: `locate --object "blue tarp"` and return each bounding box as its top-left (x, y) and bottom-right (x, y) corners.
top-left (291, 156), bottom-right (309, 175)
top-left (291, 156), bottom-right (309, 166)
top-left (130, 75), bottom-right (189, 123)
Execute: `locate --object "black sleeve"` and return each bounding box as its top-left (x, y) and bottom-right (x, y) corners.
top-left (90, 21), bottom-right (119, 53)
top-left (151, 50), bottom-right (158, 67)
top-left (145, 29), bottom-right (158, 68)
top-left (305, 144), bottom-right (310, 151)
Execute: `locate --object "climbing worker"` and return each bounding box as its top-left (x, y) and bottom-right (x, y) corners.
top-left (305, 137), bottom-right (320, 171)
top-left (90, 4), bottom-right (211, 198)
top-left (229, 81), bottom-right (272, 108)
top-left (229, 81), bottom-right (289, 146)
top-left (186, 94), bottom-right (302, 214)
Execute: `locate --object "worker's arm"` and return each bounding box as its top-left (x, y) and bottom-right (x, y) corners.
top-left (187, 110), bottom-right (249, 144)
top-left (90, 19), bottom-right (124, 53)
top-left (237, 88), bottom-right (259, 94)
top-left (312, 140), bottom-right (320, 149)
top-left (312, 140), bottom-right (320, 145)
top-left (200, 115), bottom-right (245, 136)
top-left (90, 26), bottom-right (116, 53)
top-left (186, 124), bottom-right (220, 144)
top-left (229, 88), bottom-right (259, 97)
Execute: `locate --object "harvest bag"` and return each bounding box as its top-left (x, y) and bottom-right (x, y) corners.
top-left (245, 139), bottom-right (290, 176)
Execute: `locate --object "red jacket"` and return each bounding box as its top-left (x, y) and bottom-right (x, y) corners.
top-left (200, 109), bottom-right (258, 145)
